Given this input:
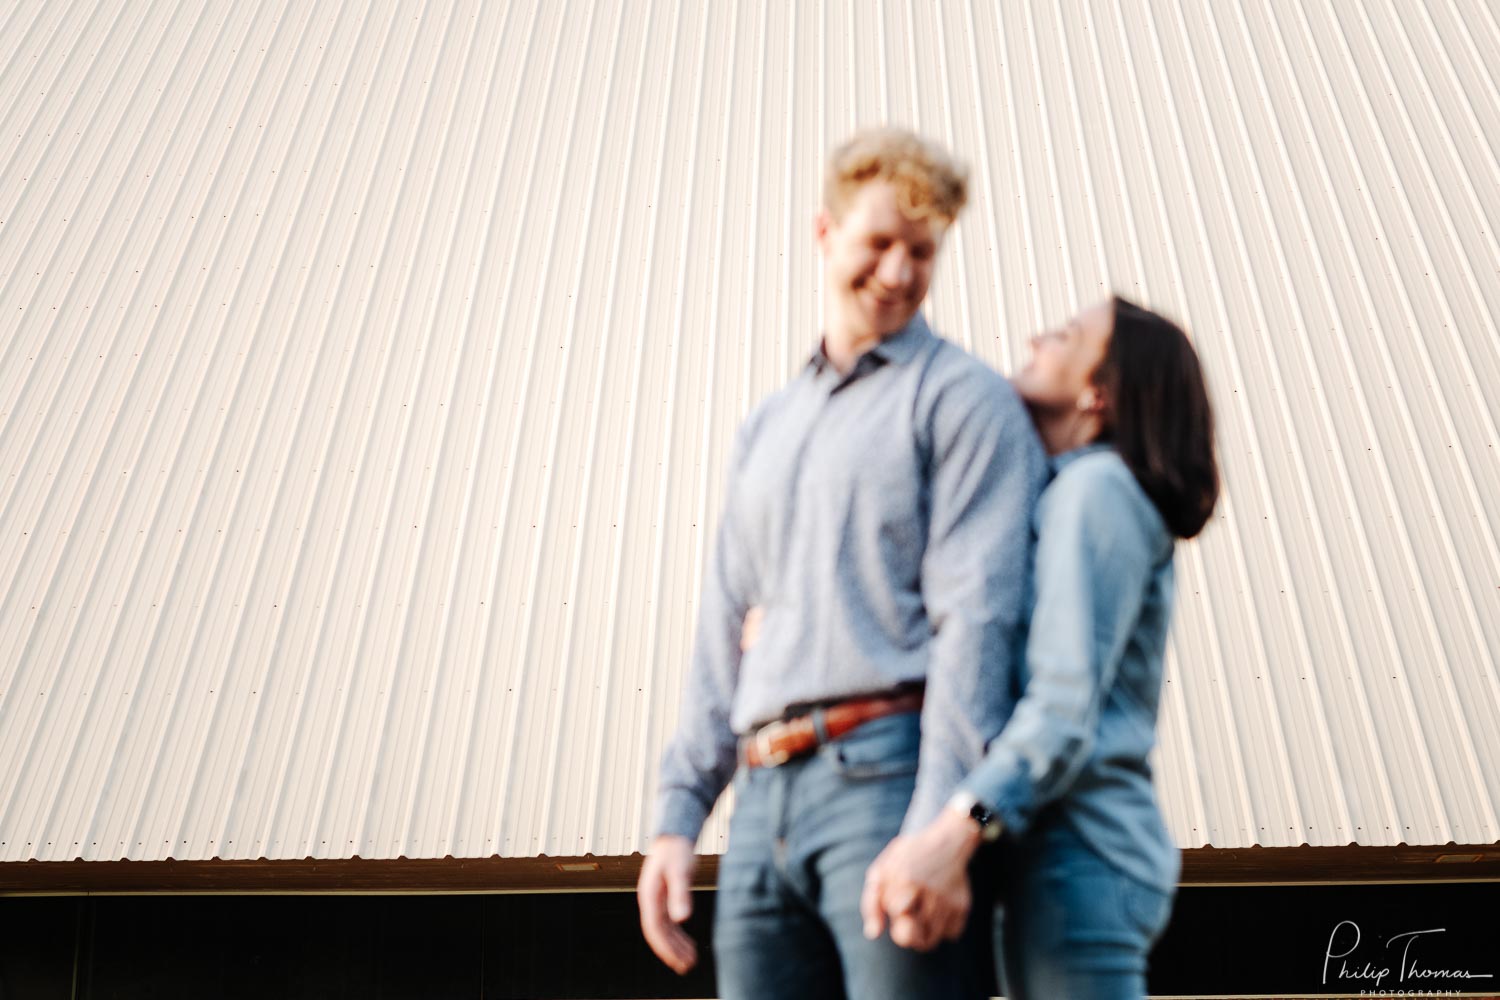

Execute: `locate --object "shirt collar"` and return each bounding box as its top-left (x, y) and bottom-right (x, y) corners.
top-left (806, 338), bottom-right (832, 373)
top-left (805, 312), bottom-right (933, 374)
top-left (1051, 441), bottom-right (1113, 475)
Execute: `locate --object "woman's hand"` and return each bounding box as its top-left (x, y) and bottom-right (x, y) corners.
top-left (740, 605), bottom-right (765, 653)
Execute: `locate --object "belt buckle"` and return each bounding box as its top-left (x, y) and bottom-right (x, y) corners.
top-left (753, 719), bottom-right (794, 767)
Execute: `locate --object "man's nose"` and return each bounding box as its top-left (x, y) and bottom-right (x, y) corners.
top-left (877, 246), bottom-right (913, 288)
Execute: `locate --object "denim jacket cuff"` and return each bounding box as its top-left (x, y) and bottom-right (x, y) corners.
top-left (961, 757), bottom-right (1037, 839)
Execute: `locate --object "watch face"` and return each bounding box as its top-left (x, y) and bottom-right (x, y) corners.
top-left (970, 803), bottom-right (1001, 841)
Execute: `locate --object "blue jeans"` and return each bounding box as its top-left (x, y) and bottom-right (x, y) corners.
top-left (997, 817), bottom-right (1174, 1000)
top-left (713, 712), bottom-right (989, 1000)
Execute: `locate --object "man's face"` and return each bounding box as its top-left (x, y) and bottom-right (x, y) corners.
top-left (817, 180), bottom-right (946, 339)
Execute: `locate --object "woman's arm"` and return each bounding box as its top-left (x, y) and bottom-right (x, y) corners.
top-left (957, 453), bottom-right (1167, 838)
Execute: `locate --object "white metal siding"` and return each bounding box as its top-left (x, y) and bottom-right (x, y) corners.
top-left (2, 0), bottom-right (1497, 862)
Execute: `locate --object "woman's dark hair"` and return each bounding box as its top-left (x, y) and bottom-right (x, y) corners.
top-left (1091, 296), bottom-right (1220, 538)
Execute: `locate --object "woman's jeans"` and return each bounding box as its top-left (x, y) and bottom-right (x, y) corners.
top-left (713, 712), bottom-right (990, 1000)
top-left (998, 817), bottom-right (1175, 1000)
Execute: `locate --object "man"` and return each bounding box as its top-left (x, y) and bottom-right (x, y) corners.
top-left (636, 128), bottom-right (1045, 999)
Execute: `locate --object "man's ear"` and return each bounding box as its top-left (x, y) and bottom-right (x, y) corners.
top-left (813, 207), bottom-right (834, 254)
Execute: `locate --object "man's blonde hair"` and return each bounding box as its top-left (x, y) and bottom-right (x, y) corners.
top-left (823, 128), bottom-right (969, 225)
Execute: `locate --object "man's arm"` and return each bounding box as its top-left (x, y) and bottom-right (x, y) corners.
top-left (652, 508), bottom-right (753, 839)
top-left (640, 418), bottom-right (758, 974)
top-left (651, 413), bottom-right (758, 839)
top-left (903, 360), bottom-right (1047, 833)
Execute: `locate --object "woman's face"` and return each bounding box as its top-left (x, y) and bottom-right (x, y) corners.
top-left (1011, 300), bottom-right (1114, 412)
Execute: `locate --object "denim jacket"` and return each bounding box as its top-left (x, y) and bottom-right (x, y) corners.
top-left (960, 443), bottom-right (1181, 892)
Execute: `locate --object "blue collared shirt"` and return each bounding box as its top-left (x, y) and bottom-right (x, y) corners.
top-left (960, 443), bottom-right (1181, 892)
top-left (653, 315), bottom-right (1046, 841)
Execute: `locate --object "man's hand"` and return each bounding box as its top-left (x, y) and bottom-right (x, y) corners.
top-left (637, 835), bottom-right (700, 974)
top-left (861, 809), bottom-right (982, 951)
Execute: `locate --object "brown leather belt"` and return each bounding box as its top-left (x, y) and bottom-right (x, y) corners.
top-left (739, 689), bottom-right (924, 769)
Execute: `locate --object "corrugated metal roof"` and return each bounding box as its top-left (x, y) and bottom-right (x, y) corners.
top-left (2, 0), bottom-right (1498, 864)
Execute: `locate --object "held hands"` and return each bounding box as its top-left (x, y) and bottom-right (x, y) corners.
top-left (637, 835), bottom-right (699, 974)
top-left (860, 809), bottom-right (982, 951)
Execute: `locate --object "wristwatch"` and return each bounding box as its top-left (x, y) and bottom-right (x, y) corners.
top-left (947, 790), bottom-right (1003, 843)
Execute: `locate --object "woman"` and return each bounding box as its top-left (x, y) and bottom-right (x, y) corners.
top-left (858, 294), bottom-right (1220, 999)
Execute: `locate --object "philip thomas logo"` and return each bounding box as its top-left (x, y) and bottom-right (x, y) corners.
top-left (1323, 919), bottom-right (1493, 994)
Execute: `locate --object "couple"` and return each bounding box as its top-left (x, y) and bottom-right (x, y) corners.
top-left (637, 128), bottom-right (1218, 1000)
